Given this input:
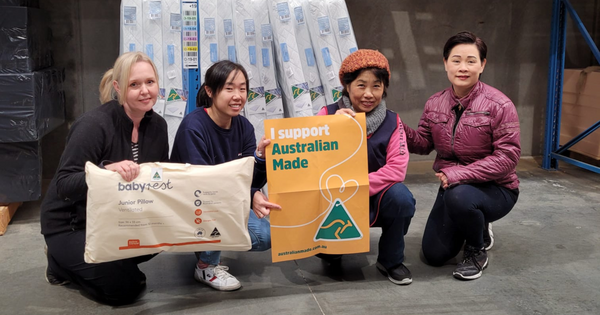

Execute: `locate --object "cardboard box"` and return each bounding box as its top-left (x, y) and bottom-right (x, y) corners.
top-left (0, 202), bottom-right (22, 236)
top-left (559, 68), bottom-right (600, 159)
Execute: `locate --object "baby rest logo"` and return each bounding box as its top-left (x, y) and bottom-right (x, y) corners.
top-left (314, 198), bottom-right (362, 241)
top-left (117, 180), bottom-right (174, 192)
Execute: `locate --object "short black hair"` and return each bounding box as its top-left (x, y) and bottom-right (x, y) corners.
top-left (196, 60), bottom-right (249, 108)
top-left (341, 67), bottom-right (390, 98)
top-left (443, 31), bottom-right (487, 61)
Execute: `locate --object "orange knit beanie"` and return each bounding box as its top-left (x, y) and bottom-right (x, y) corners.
top-left (338, 49), bottom-right (390, 82)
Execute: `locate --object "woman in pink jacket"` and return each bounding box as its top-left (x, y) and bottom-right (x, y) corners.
top-left (404, 31), bottom-right (521, 281)
top-left (318, 49), bottom-right (416, 285)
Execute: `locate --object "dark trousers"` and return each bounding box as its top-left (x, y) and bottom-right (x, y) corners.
top-left (370, 183), bottom-right (416, 269)
top-left (421, 183), bottom-right (518, 266)
top-left (45, 230), bottom-right (154, 305)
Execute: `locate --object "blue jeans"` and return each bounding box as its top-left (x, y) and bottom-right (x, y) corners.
top-left (199, 210), bottom-right (271, 265)
top-left (421, 184), bottom-right (518, 266)
top-left (370, 183), bottom-right (416, 269)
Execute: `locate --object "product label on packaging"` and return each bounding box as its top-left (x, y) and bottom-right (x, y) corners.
top-left (224, 19), bottom-right (234, 37)
top-left (262, 48), bottom-right (270, 67)
top-left (294, 6), bottom-right (305, 25)
top-left (322, 47), bottom-right (332, 67)
top-left (149, 1), bottom-right (161, 20)
top-left (244, 19), bottom-right (256, 37)
top-left (210, 43), bottom-right (218, 62)
top-left (167, 44), bottom-right (175, 65)
top-left (124, 6), bottom-right (137, 25)
top-left (170, 13), bottom-right (182, 32)
top-left (318, 16), bottom-right (331, 35)
top-left (204, 17), bottom-right (216, 36)
top-left (337, 17), bottom-right (351, 36)
top-left (281, 43), bottom-right (290, 62)
top-left (228, 46), bottom-right (237, 62)
top-left (145, 44), bottom-right (154, 62)
top-left (261, 24), bottom-right (273, 42)
top-left (305, 48), bottom-right (316, 67)
top-left (249, 46), bottom-right (257, 65)
top-left (277, 2), bottom-right (291, 21)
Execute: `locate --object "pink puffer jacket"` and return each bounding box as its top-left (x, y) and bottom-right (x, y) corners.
top-left (404, 81), bottom-right (521, 190)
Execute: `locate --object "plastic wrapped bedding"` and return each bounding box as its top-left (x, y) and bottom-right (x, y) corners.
top-left (327, 0), bottom-right (358, 61)
top-left (305, 0), bottom-right (343, 105)
top-left (290, 0), bottom-right (326, 114)
top-left (234, 0), bottom-right (267, 140)
top-left (254, 0), bottom-right (285, 121)
top-left (199, 0), bottom-right (219, 83)
top-left (268, 0), bottom-right (312, 118)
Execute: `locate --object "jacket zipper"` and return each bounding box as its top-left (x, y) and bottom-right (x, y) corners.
top-left (465, 111), bottom-right (490, 116)
top-left (450, 103), bottom-right (463, 157)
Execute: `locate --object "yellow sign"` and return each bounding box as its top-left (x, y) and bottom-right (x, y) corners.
top-left (265, 113), bottom-right (369, 263)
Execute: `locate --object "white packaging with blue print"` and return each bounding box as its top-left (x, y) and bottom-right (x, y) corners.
top-left (269, 0), bottom-right (312, 118)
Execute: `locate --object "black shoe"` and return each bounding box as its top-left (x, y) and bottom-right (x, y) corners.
top-left (376, 262), bottom-right (412, 285)
top-left (44, 246), bottom-right (70, 286)
top-left (483, 222), bottom-right (494, 251)
top-left (315, 253), bottom-right (342, 263)
top-left (453, 245), bottom-right (488, 281)
top-left (45, 265), bottom-right (70, 286)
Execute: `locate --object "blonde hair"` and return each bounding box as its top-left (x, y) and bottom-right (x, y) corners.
top-left (99, 52), bottom-right (159, 104)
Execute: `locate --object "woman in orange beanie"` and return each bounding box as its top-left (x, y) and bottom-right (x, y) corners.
top-left (316, 49), bottom-right (416, 285)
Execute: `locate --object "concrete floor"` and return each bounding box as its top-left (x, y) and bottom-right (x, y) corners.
top-left (1, 157), bottom-right (599, 314)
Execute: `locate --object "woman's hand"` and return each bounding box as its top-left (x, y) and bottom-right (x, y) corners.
top-left (335, 108), bottom-right (355, 117)
top-left (105, 160), bottom-right (140, 182)
top-left (256, 136), bottom-right (271, 159)
top-left (252, 191), bottom-right (281, 219)
top-left (435, 172), bottom-right (449, 189)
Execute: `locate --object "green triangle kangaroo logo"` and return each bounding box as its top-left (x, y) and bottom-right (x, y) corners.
top-left (314, 198), bottom-right (362, 241)
top-left (332, 88), bottom-right (342, 102)
top-left (292, 86), bottom-right (305, 99)
top-left (153, 172), bottom-right (161, 180)
top-left (167, 88), bottom-right (181, 102)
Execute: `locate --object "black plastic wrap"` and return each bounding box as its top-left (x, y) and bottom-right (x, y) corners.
top-left (0, 0), bottom-right (39, 7)
top-left (0, 7), bottom-right (52, 73)
top-left (0, 141), bottom-right (41, 203)
top-left (0, 68), bottom-right (65, 142)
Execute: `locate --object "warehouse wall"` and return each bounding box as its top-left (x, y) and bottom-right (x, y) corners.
top-left (40, 0), bottom-right (600, 176)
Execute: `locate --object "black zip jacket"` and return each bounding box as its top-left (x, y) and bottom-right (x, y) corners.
top-left (40, 100), bottom-right (169, 235)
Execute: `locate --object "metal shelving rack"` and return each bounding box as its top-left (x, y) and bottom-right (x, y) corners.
top-left (543, 0), bottom-right (600, 173)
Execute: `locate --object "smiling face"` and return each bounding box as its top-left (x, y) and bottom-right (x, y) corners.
top-left (206, 70), bottom-right (247, 128)
top-left (115, 61), bottom-right (158, 119)
top-left (444, 43), bottom-right (486, 98)
top-left (346, 70), bottom-right (384, 113)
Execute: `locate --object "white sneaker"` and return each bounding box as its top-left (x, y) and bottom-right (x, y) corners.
top-left (194, 265), bottom-right (241, 291)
